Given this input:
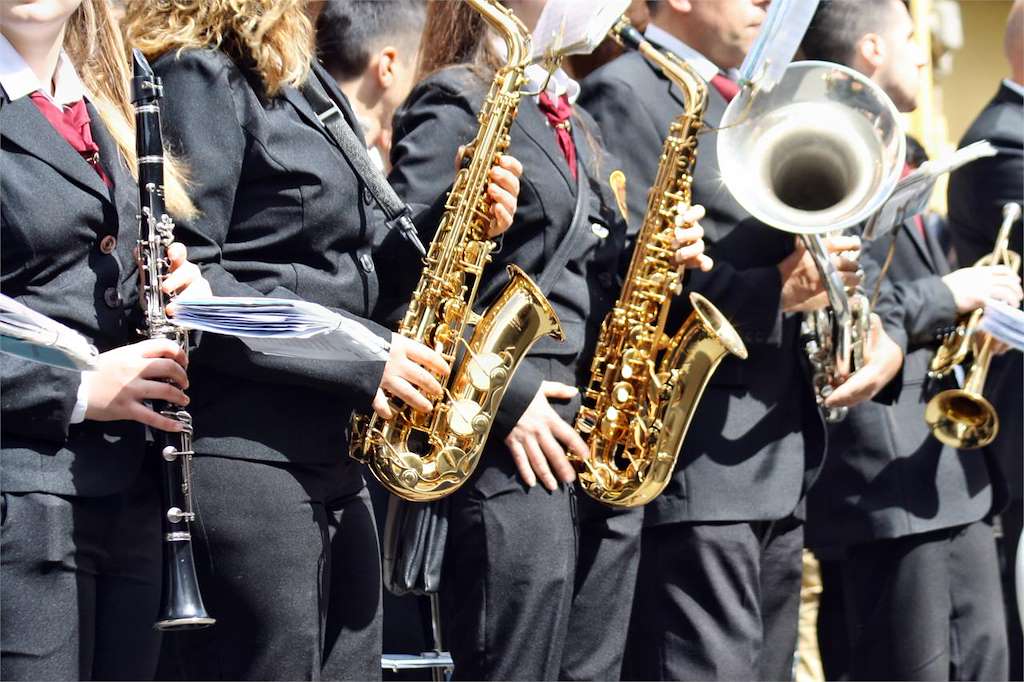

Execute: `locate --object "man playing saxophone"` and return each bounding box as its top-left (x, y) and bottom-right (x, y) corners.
top-left (803, 1), bottom-right (1023, 679)
top-left (580, 1), bottom-right (906, 678)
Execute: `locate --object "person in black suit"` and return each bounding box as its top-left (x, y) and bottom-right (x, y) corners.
top-left (387, 2), bottom-right (710, 679)
top-left (580, 2), bottom-right (906, 678)
top-left (947, 2), bottom-right (1024, 677)
top-left (122, 1), bottom-right (522, 679)
top-left (802, 1), bottom-right (1022, 679)
top-left (0, 1), bottom-right (209, 679)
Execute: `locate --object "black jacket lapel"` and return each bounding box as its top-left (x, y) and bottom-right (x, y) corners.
top-left (515, 99), bottom-right (575, 194)
top-left (88, 102), bottom-right (140, 283)
top-left (0, 95), bottom-right (111, 201)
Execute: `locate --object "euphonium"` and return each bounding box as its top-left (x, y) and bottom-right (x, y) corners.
top-left (716, 61), bottom-right (906, 420)
top-left (132, 50), bottom-right (214, 630)
top-left (350, 0), bottom-right (563, 502)
top-left (572, 19), bottom-right (748, 508)
top-left (924, 202), bottom-right (1022, 449)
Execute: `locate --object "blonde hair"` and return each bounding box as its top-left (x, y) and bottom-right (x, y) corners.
top-left (66, 0), bottom-right (194, 218)
top-left (123, 0), bottom-right (313, 97)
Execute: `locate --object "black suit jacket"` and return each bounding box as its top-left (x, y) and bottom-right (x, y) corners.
top-left (1, 89), bottom-right (146, 497)
top-left (581, 49), bottom-right (826, 524)
top-left (807, 219), bottom-right (1000, 553)
top-left (387, 66), bottom-right (628, 461)
top-left (947, 81), bottom-right (1023, 498)
top-left (153, 48), bottom-right (396, 466)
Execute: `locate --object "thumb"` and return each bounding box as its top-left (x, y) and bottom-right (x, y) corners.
top-left (541, 381), bottom-right (579, 400)
top-left (167, 242), bottom-right (188, 268)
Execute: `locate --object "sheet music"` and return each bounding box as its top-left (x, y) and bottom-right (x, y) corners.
top-left (979, 300), bottom-right (1024, 352)
top-left (863, 140), bottom-right (998, 241)
top-left (0, 294), bottom-right (98, 371)
top-left (739, 0), bottom-right (820, 91)
top-left (170, 297), bottom-right (390, 362)
top-left (529, 0), bottom-right (630, 61)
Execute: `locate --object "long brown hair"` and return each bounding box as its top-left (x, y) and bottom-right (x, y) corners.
top-left (123, 0), bottom-right (313, 98)
top-left (416, 0), bottom-right (503, 81)
top-left (65, 0), bottom-right (193, 218)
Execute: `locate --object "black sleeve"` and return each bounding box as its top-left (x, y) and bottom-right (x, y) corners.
top-left (948, 143), bottom-right (1023, 267)
top-left (388, 75), bottom-right (542, 436)
top-left (156, 51), bottom-right (388, 404)
top-left (0, 357), bottom-right (80, 443)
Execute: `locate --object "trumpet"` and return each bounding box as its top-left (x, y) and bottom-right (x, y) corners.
top-left (924, 202), bottom-right (1022, 449)
top-left (716, 61), bottom-right (905, 418)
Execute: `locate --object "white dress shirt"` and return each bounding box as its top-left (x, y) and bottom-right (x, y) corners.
top-left (642, 24), bottom-right (722, 84)
top-left (1002, 78), bottom-right (1024, 100)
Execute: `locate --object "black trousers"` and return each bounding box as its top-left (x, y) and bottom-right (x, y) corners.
top-left (561, 496), bottom-right (643, 681)
top-left (441, 450), bottom-right (641, 681)
top-left (158, 455), bottom-right (382, 681)
top-left (843, 520), bottom-right (1008, 681)
top-left (1, 468), bottom-right (162, 681)
top-left (623, 516), bottom-right (804, 681)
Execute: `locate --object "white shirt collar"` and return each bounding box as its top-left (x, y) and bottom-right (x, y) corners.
top-left (1002, 78), bottom-right (1024, 100)
top-left (0, 33), bottom-right (86, 106)
top-left (525, 63), bottom-right (580, 104)
top-left (489, 32), bottom-right (580, 104)
top-left (643, 24), bottom-right (721, 84)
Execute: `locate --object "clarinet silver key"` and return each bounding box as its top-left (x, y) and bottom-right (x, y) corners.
top-left (132, 48), bottom-right (214, 631)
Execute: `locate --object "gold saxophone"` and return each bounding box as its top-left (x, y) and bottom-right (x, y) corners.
top-left (350, 0), bottom-right (563, 502)
top-left (573, 19), bottom-right (748, 508)
top-left (924, 202), bottom-right (1022, 449)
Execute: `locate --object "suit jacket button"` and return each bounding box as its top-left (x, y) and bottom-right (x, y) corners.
top-left (359, 253), bottom-right (375, 273)
top-left (103, 287), bottom-right (121, 308)
top-left (99, 235), bottom-right (117, 254)
top-left (591, 223), bottom-right (609, 239)
top-left (598, 272), bottom-right (615, 289)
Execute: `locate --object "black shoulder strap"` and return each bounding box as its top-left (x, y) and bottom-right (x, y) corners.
top-left (300, 71), bottom-right (426, 255)
top-left (535, 170), bottom-right (592, 295)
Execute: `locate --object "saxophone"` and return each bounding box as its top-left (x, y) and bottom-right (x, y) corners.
top-left (573, 20), bottom-right (748, 508)
top-left (350, 0), bottom-right (563, 502)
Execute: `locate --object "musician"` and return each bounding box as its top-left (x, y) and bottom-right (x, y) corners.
top-left (802, 0), bottom-right (1021, 678)
top-left (122, 1), bottom-right (521, 679)
top-left (315, 0), bottom-right (426, 167)
top-left (0, 0), bottom-right (209, 679)
top-left (947, 4), bottom-right (1024, 676)
top-left (386, 2), bottom-right (710, 678)
top-left (580, 2), bottom-right (906, 678)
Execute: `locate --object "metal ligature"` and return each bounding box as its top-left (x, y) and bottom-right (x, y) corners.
top-left (350, 0), bottom-right (564, 502)
top-left (572, 19), bottom-right (748, 508)
top-left (924, 202), bottom-right (1022, 449)
top-left (716, 61), bottom-right (906, 421)
top-left (132, 49), bottom-right (214, 630)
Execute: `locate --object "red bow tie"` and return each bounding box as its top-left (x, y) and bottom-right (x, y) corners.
top-left (710, 74), bottom-right (740, 103)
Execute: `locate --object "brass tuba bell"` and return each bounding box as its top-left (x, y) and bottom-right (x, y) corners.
top-left (716, 61), bottom-right (905, 417)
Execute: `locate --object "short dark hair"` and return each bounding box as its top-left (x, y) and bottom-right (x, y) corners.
top-left (801, 0), bottom-right (908, 66)
top-left (316, 0), bottom-right (426, 81)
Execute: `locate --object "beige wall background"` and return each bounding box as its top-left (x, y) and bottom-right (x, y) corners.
top-left (909, 0), bottom-right (1013, 211)
top-left (940, 0), bottom-right (1012, 145)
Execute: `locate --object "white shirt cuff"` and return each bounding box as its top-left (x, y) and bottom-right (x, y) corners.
top-left (69, 371), bottom-right (94, 424)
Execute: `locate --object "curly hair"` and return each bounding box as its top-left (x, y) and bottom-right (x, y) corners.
top-left (65, 0), bottom-right (194, 218)
top-left (123, 0), bottom-right (312, 97)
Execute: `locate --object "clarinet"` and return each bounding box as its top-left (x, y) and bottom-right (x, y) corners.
top-left (131, 49), bottom-right (215, 631)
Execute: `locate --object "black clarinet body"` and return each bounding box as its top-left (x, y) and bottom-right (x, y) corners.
top-left (131, 49), bottom-right (214, 631)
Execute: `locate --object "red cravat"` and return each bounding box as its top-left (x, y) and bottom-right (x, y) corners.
top-left (537, 91), bottom-right (577, 180)
top-left (29, 92), bottom-right (111, 187)
top-left (710, 74), bottom-right (740, 103)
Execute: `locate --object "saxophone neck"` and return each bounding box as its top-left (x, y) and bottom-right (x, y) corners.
top-left (468, 0), bottom-right (532, 70)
